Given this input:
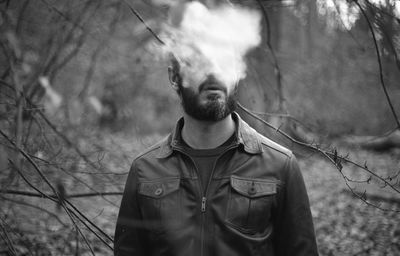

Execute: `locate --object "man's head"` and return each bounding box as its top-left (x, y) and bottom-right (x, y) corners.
top-left (162, 1), bottom-right (261, 121)
top-left (168, 54), bottom-right (238, 122)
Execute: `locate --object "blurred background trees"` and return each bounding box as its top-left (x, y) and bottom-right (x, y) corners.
top-left (237, 0), bottom-right (400, 138)
top-left (0, 0), bottom-right (399, 255)
top-left (1, 0), bottom-right (399, 136)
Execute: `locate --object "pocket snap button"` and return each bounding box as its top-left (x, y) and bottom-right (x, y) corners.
top-left (154, 188), bottom-right (163, 196)
top-left (248, 186), bottom-right (256, 196)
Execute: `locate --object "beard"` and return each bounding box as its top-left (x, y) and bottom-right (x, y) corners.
top-left (178, 80), bottom-right (237, 122)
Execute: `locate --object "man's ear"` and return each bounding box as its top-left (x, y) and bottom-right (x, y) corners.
top-left (168, 65), bottom-right (180, 91)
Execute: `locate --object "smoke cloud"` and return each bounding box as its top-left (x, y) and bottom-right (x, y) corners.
top-left (160, 1), bottom-right (262, 91)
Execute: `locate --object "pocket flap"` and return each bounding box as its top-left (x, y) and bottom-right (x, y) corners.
top-left (230, 175), bottom-right (277, 198)
top-left (138, 178), bottom-right (180, 198)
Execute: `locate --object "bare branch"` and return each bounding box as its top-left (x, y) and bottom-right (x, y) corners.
top-left (39, 0), bottom-right (86, 32)
top-left (25, 122), bottom-right (120, 207)
top-left (1, 196), bottom-right (68, 227)
top-left (245, 108), bottom-right (316, 131)
top-left (364, 0), bottom-right (400, 72)
top-left (4, 158), bottom-right (114, 251)
top-left (0, 220), bottom-right (18, 256)
top-left (354, 0), bottom-right (400, 128)
top-left (238, 102), bottom-right (400, 211)
top-left (1, 189), bottom-right (122, 199)
top-left (256, 0), bottom-right (285, 111)
top-left (121, 0), bottom-right (165, 45)
top-left (0, 130), bottom-right (96, 255)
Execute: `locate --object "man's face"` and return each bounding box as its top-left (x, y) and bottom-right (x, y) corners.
top-left (177, 69), bottom-right (237, 122)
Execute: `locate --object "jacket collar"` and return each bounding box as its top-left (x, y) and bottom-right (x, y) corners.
top-left (156, 112), bottom-right (263, 158)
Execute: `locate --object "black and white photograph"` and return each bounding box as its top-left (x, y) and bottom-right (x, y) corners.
top-left (0, 0), bottom-right (399, 255)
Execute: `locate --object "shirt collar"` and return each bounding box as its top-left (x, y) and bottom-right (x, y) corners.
top-left (156, 112), bottom-right (263, 158)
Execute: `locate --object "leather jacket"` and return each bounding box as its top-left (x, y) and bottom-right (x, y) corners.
top-left (114, 112), bottom-right (318, 256)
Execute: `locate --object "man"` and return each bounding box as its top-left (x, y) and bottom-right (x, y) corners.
top-left (114, 60), bottom-right (319, 255)
top-left (114, 2), bottom-right (318, 256)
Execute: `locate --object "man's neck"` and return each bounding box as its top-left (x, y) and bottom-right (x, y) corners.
top-left (181, 113), bottom-right (235, 149)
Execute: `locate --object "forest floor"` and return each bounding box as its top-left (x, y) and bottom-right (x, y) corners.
top-left (299, 144), bottom-right (400, 256)
top-left (1, 132), bottom-right (400, 255)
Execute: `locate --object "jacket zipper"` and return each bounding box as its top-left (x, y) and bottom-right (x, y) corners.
top-left (202, 144), bottom-right (237, 209)
top-left (201, 197), bottom-right (206, 212)
top-left (175, 144), bottom-right (238, 256)
top-left (199, 144), bottom-right (238, 256)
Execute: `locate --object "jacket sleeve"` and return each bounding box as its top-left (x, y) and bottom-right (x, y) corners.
top-left (114, 162), bottom-right (146, 256)
top-left (273, 153), bottom-right (319, 256)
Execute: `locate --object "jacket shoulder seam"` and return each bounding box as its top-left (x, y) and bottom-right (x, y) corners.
top-left (133, 135), bottom-right (169, 161)
top-left (258, 135), bottom-right (292, 158)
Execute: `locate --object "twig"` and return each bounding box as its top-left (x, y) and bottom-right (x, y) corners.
top-left (6, 158), bottom-right (114, 251)
top-left (1, 196), bottom-right (68, 227)
top-left (256, 0), bottom-right (285, 112)
top-left (341, 187), bottom-right (400, 205)
top-left (0, 220), bottom-right (18, 256)
top-left (4, 152), bottom-right (115, 246)
top-left (238, 102), bottom-right (400, 212)
top-left (246, 109), bottom-right (315, 131)
top-left (0, 216), bottom-right (35, 256)
top-left (0, 130), bottom-right (96, 255)
top-left (25, 97), bottom-right (121, 192)
top-left (27, 149), bottom-right (120, 207)
top-left (26, 0), bottom-right (97, 100)
top-left (1, 189), bottom-right (122, 198)
top-left (239, 102), bottom-right (400, 194)
top-left (365, 0), bottom-right (400, 25)
top-left (63, 199), bottom-right (114, 247)
top-left (39, 0), bottom-right (86, 31)
top-left (339, 156), bottom-right (400, 194)
top-left (354, 0), bottom-right (400, 128)
top-left (364, 0), bottom-right (400, 72)
top-left (121, 0), bottom-right (165, 45)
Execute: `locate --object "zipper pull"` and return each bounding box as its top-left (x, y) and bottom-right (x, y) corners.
top-left (201, 197), bottom-right (207, 212)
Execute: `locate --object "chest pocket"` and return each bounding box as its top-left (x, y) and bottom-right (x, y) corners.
top-left (138, 178), bottom-right (182, 233)
top-left (225, 175), bottom-right (279, 234)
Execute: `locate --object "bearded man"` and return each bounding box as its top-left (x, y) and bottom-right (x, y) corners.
top-left (114, 2), bottom-right (318, 256)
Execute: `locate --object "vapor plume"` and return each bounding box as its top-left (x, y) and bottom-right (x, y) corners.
top-left (160, 1), bottom-right (262, 91)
